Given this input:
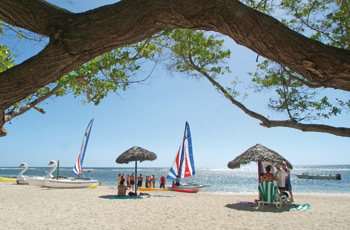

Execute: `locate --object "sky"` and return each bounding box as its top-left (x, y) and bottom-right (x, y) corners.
top-left (1, 0), bottom-right (349, 168)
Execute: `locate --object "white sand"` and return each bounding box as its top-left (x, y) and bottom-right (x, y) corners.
top-left (1, 181), bottom-right (349, 229)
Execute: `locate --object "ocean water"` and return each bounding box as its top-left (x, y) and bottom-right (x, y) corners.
top-left (1, 165), bottom-right (349, 194)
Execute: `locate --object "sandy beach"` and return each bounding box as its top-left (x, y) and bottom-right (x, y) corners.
top-left (1, 181), bottom-right (349, 229)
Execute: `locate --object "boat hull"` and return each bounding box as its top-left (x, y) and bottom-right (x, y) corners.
top-left (16, 179), bottom-right (29, 185)
top-left (174, 188), bottom-right (198, 193)
top-left (166, 183), bottom-right (209, 190)
top-left (44, 178), bottom-right (98, 188)
top-left (296, 174), bottom-right (341, 180)
top-left (28, 177), bottom-right (46, 186)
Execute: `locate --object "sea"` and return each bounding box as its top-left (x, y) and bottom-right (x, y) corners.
top-left (1, 165), bottom-right (350, 194)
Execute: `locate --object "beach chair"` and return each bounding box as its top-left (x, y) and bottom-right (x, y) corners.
top-left (258, 181), bottom-right (283, 209)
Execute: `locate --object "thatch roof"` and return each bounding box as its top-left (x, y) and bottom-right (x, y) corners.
top-left (116, 146), bottom-right (157, 164)
top-left (227, 144), bottom-right (293, 169)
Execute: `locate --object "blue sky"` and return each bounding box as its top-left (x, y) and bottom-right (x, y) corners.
top-left (1, 0), bottom-right (349, 168)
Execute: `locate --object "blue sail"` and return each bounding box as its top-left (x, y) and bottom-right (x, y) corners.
top-left (73, 119), bottom-right (94, 176)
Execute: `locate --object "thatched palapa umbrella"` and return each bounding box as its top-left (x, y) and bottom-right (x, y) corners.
top-left (116, 146), bottom-right (157, 192)
top-left (228, 144), bottom-right (293, 183)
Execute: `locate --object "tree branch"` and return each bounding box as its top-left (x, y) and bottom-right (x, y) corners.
top-left (1, 0), bottom-right (350, 129)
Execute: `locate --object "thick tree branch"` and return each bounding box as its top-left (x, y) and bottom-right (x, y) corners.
top-left (1, 0), bottom-right (350, 130)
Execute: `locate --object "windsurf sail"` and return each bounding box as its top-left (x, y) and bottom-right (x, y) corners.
top-left (167, 122), bottom-right (195, 180)
top-left (73, 119), bottom-right (94, 176)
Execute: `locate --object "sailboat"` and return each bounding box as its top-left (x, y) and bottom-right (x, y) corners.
top-left (44, 119), bottom-right (98, 188)
top-left (167, 122), bottom-right (208, 192)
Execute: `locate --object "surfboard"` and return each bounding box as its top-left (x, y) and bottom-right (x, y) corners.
top-left (0, 176), bottom-right (17, 182)
top-left (138, 187), bottom-right (171, 191)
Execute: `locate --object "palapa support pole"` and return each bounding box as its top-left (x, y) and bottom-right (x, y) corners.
top-left (258, 161), bottom-right (261, 200)
top-left (135, 161), bottom-right (137, 193)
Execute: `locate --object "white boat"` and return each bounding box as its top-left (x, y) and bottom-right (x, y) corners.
top-left (296, 172), bottom-right (341, 180)
top-left (44, 119), bottom-right (98, 189)
top-left (16, 163), bottom-right (29, 185)
top-left (44, 177), bottom-right (98, 188)
top-left (28, 161), bottom-right (57, 186)
top-left (167, 122), bottom-right (209, 191)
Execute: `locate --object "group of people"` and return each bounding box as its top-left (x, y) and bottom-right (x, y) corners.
top-left (261, 162), bottom-right (293, 201)
top-left (117, 172), bottom-right (166, 196)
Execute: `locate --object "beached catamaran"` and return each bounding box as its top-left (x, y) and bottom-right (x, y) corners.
top-left (44, 119), bottom-right (98, 188)
top-left (167, 122), bottom-right (208, 192)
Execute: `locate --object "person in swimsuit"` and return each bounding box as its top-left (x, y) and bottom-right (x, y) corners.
top-left (137, 174), bottom-right (143, 189)
top-left (117, 180), bottom-right (128, 196)
top-left (159, 175), bottom-right (165, 189)
top-left (261, 165), bottom-right (275, 182)
top-left (130, 173), bottom-right (135, 191)
top-left (152, 174), bottom-right (156, 188)
top-left (117, 173), bottom-right (121, 185)
top-left (126, 175), bottom-right (131, 189)
top-left (282, 163), bottom-right (294, 201)
top-left (175, 176), bottom-right (181, 186)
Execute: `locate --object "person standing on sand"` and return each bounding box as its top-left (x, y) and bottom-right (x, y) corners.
top-left (175, 176), bottom-right (181, 186)
top-left (137, 174), bottom-right (143, 189)
top-left (121, 173), bottom-right (125, 184)
top-left (282, 163), bottom-right (294, 201)
top-left (130, 173), bottom-right (135, 191)
top-left (126, 175), bottom-right (131, 189)
top-left (117, 173), bottom-right (121, 185)
top-left (145, 175), bottom-right (149, 188)
top-left (275, 164), bottom-right (288, 194)
top-left (152, 174), bottom-right (156, 188)
top-left (160, 175), bottom-right (166, 189)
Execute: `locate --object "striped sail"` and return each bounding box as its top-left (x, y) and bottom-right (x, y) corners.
top-left (167, 122), bottom-right (195, 180)
top-left (73, 119), bottom-right (94, 176)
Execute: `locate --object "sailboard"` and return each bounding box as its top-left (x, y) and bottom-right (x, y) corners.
top-left (73, 119), bottom-right (94, 176)
top-left (167, 121), bottom-right (195, 180)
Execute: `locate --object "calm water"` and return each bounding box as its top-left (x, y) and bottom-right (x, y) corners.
top-left (1, 165), bottom-right (349, 194)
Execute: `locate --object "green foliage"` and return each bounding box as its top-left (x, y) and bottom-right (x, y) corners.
top-left (160, 29), bottom-right (238, 97)
top-left (246, 0), bottom-right (350, 121)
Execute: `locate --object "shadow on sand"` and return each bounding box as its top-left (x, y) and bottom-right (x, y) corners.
top-left (225, 202), bottom-right (291, 213)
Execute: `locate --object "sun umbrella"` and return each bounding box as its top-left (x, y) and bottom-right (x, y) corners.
top-left (116, 146), bottom-right (157, 192)
top-left (227, 144), bottom-right (293, 170)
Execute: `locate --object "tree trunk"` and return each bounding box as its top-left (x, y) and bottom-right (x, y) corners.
top-left (0, 0), bottom-right (349, 126)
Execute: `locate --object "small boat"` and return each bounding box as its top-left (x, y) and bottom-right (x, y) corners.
top-left (44, 178), bottom-right (98, 188)
top-left (16, 163), bottom-right (29, 185)
top-left (296, 172), bottom-right (341, 180)
top-left (44, 161), bottom-right (98, 188)
top-left (167, 122), bottom-right (208, 191)
top-left (45, 119), bottom-right (98, 189)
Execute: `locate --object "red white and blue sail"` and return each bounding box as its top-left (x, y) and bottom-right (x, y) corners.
top-left (167, 122), bottom-right (195, 180)
top-left (73, 119), bottom-right (94, 176)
